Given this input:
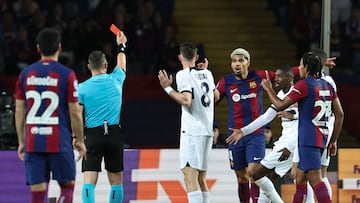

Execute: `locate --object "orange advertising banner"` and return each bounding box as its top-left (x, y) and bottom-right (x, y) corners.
top-left (338, 149), bottom-right (360, 179)
top-left (338, 189), bottom-right (360, 202)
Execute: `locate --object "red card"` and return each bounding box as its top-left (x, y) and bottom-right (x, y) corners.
top-left (110, 24), bottom-right (121, 35)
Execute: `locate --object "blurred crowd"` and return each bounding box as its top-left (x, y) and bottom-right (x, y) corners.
top-left (266, 0), bottom-right (360, 75)
top-left (3, 0), bottom-right (360, 77)
top-left (0, 0), bottom-right (180, 76)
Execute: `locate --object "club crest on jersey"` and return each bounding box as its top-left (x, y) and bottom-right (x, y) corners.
top-left (232, 94), bottom-right (240, 102)
top-left (249, 81), bottom-right (257, 89)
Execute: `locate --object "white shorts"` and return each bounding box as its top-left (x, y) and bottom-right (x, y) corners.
top-left (292, 146), bottom-right (330, 166)
top-left (179, 134), bottom-right (213, 171)
top-left (260, 148), bottom-right (293, 177)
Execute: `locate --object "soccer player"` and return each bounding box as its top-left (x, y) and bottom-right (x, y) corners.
top-left (261, 52), bottom-right (344, 203)
top-left (14, 27), bottom-right (86, 203)
top-left (291, 48), bottom-right (338, 202)
top-left (214, 48), bottom-right (301, 202)
top-left (158, 42), bottom-right (216, 203)
top-left (78, 31), bottom-right (127, 203)
top-left (226, 65), bottom-right (298, 203)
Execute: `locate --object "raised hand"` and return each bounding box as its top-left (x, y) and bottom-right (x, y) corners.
top-left (261, 70), bottom-right (272, 91)
top-left (158, 69), bottom-right (173, 88)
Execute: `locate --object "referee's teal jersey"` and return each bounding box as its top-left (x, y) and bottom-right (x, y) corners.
top-left (78, 68), bottom-right (126, 128)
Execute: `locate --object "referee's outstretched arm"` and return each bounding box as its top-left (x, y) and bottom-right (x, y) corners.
top-left (115, 31), bottom-right (127, 72)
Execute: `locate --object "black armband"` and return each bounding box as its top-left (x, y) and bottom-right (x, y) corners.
top-left (117, 43), bottom-right (126, 53)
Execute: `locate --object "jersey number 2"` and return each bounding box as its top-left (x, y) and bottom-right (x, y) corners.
top-left (26, 90), bottom-right (59, 125)
top-left (312, 100), bottom-right (332, 127)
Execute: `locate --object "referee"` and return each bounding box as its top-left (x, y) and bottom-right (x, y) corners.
top-left (78, 31), bottom-right (127, 203)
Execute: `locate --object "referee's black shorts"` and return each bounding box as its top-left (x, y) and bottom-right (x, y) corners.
top-left (82, 125), bottom-right (124, 173)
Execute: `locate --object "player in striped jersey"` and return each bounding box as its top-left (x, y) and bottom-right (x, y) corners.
top-left (158, 42), bottom-right (216, 203)
top-left (261, 52), bottom-right (344, 203)
top-left (291, 48), bottom-right (338, 202)
top-left (226, 65), bottom-right (298, 203)
top-left (214, 48), bottom-right (301, 203)
top-left (15, 28), bottom-right (86, 203)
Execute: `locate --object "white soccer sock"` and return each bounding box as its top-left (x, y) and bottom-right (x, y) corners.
top-left (306, 182), bottom-right (315, 203)
top-left (187, 190), bottom-right (203, 203)
top-left (322, 177), bottom-right (332, 200)
top-left (255, 177), bottom-right (284, 203)
top-left (258, 188), bottom-right (271, 203)
top-left (202, 191), bottom-right (210, 203)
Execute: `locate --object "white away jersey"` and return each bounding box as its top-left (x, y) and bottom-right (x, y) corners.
top-left (322, 74), bottom-right (337, 145)
top-left (271, 87), bottom-right (298, 152)
top-left (176, 67), bottom-right (215, 136)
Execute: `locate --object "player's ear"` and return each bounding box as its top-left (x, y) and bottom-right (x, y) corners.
top-left (104, 62), bottom-right (108, 70)
top-left (178, 54), bottom-right (182, 62)
top-left (36, 44), bottom-right (41, 53)
top-left (195, 54), bottom-right (199, 62)
top-left (87, 63), bottom-right (91, 71)
top-left (58, 43), bottom-right (62, 52)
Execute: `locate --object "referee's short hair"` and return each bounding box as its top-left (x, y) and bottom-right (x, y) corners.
top-left (88, 50), bottom-right (107, 70)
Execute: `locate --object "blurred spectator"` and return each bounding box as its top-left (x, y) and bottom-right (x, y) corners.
top-left (159, 25), bottom-right (179, 75)
top-left (289, 0), bottom-right (321, 59)
top-left (265, 0), bottom-right (289, 31)
top-left (0, 0), bottom-right (176, 76)
top-left (14, 24), bottom-right (36, 71)
top-left (128, 3), bottom-right (155, 74)
top-left (330, 23), bottom-right (351, 72)
top-left (1, 11), bottom-right (18, 74)
top-left (331, 0), bottom-right (352, 27)
top-left (345, 6), bottom-right (360, 74)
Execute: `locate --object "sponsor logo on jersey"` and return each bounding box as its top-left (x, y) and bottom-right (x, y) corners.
top-left (230, 88), bottom-right (237, 93)
top-left (232, 93), bottom-right (257, 102)
top-left (30, 126), bottom-right (53, 135)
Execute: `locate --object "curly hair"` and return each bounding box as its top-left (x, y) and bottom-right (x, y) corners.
top-left (302, 52), bottom-right (322, 77)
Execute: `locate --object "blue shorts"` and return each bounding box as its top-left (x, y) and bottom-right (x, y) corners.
top-left (25, 151), bottom-right (76, 185)
top-left (298, 146), bottom-right (323, 171)
top-left (228, 133), bottom-right (265, 170)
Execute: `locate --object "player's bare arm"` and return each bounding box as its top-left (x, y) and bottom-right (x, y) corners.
top-left (69, 102), bottom-right (87, 160)
top-left (116, 31), bottom-right (127, 71)
top-left (214, 88), bottom-right (220, 103)
top-left (158, 69), bottom-right (192, 107)
top-left (15, 99), bottom-right (26, 161)
top-left (328, 97), bottom-right (344, 156)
